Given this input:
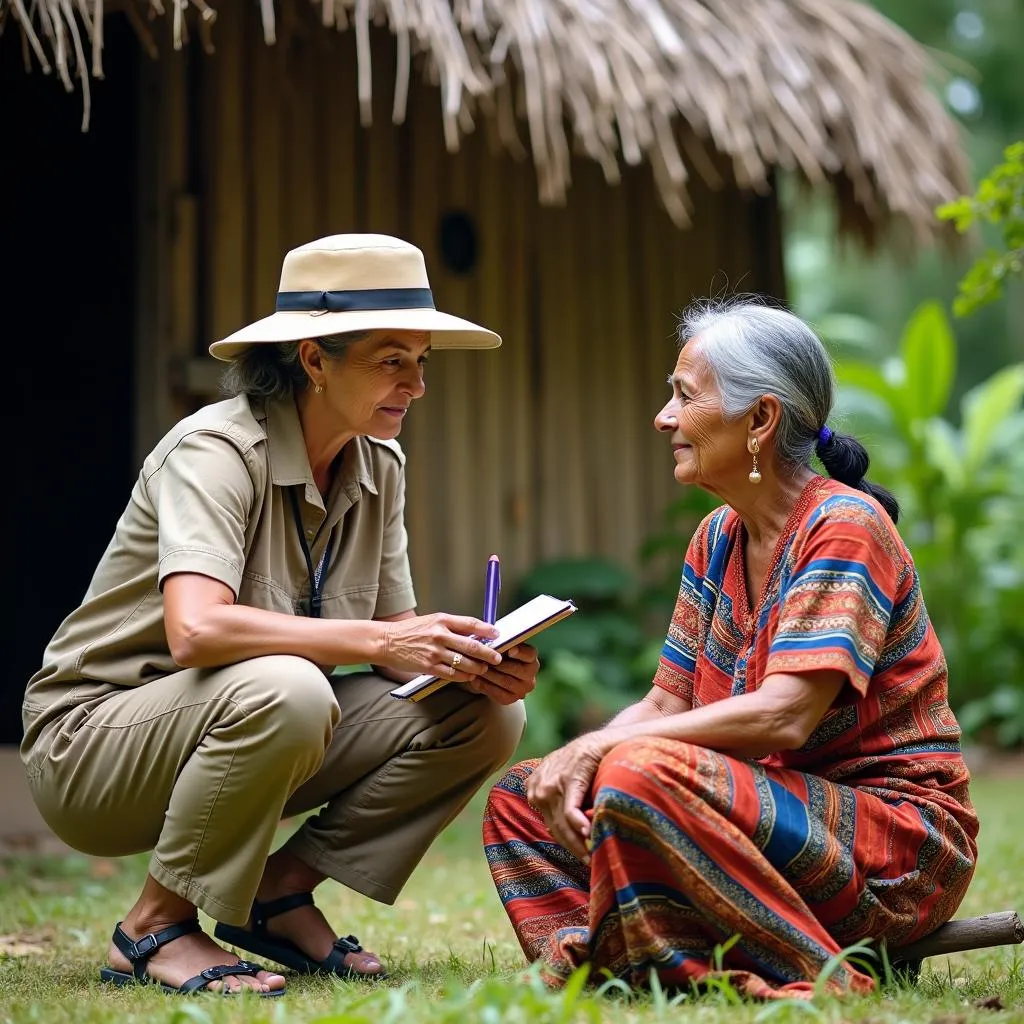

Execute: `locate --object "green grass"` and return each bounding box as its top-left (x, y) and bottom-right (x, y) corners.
top-left (1, 775), bottom-right (1021, 1023)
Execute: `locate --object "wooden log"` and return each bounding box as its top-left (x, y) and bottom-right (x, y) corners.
top-left (889, 911), bottom-right (1023, 962)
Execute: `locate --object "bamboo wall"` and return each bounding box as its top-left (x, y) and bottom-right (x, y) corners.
top-left (148, 3), bottom-right (783, 616)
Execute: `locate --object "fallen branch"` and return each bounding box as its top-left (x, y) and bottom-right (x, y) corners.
top-left (889, 910), bottom-right (1023, 963)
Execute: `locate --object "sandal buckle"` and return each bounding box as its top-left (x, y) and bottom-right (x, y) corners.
top-left (132, 933), bottom-right (159, 959)
top-left (201, 964), bottom-right (237, 981)
top-left (334, 934), bottom-right (363, 954)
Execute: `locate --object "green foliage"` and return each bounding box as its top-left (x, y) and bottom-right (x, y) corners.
top-left (955, 685), bottom-right (1024, 748)
top-left (834, 301), bottom-right (1024, 735)
top-left (937, 141), bottom-right (1024, 316)
top-left (516, 489), bottom-right (718, 755)
top-left (513, 558), bottom-right (660, 755)
top-left (868, 1), bottom-right (1024, 126)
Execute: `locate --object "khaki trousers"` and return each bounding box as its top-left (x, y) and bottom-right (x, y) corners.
top-left (23, 656), bottom-right (526, 925)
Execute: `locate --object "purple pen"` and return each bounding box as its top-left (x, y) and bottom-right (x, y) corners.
top-left (483, 554), bottom-right (501, 625)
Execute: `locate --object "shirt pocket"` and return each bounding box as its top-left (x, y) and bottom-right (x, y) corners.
top-left (239, 571), bottom-right (380, 621)
top-left (320, 582), bottom-right (379, 621)
top-left (237, 573), bottom-right (301, 614)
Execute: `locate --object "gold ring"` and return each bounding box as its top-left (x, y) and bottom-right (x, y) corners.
top-left (451, 652), bottom-right (463, 670)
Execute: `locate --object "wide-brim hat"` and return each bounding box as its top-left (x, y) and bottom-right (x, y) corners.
top-left (209, 234), bottom-right (501, 361)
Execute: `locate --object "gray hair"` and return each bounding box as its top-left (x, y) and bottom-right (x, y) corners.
top-left (677, 297), bottom-right (901, 522)
top-left (679, 298), bottom-right (833, 469)
top-left (220, 331), bottom-right (370, 401)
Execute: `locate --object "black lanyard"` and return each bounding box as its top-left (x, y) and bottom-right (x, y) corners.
top-left (288, 487), bottom-right (334, 618)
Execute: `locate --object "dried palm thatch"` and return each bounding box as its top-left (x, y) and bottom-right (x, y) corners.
top-left (2, 0), bottom-right (969, 246)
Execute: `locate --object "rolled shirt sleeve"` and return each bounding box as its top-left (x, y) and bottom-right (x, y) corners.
top-left (154, 431), bottom-right (255, 598)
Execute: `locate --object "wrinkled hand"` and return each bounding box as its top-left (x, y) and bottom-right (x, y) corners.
top-left (380, 613), bottom-right (501, 679)
top-left (462, 644), bottom-right (539, 705)
top-left (526, 730), bottom-right (619, 862)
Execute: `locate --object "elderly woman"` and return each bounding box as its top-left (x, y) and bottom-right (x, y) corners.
top-left (483, 300), bottom-right (978, 999)
top-left (21, 234), bottom-right (533, 996)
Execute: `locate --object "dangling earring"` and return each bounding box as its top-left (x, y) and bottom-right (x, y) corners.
top-left (748, 437), bottom-right (762, 484)
top-left (314, 383), bottom-right (323, 395)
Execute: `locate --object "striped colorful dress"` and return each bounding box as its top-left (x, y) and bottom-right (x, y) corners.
top-left (483, 477), bottom-right (978, 998)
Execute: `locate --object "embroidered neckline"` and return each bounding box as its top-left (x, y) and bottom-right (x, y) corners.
top-left (733, 475), bottom-right (826, 635)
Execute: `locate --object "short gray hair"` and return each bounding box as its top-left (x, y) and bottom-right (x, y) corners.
top-left (679, 298), bottom-right (832, 469)
top-left (220, 331), bottom-right (370, 401)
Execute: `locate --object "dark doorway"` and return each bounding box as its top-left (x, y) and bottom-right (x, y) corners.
top-left (1, 19), bottom-right (139, 744)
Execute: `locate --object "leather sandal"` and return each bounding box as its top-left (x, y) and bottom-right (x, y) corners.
top-left (99, 918), bottom-right (284, 996)
top-left (214, 892), bottom-right (386, 979)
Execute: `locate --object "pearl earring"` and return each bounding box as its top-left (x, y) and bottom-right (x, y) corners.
top-left (748, 438), bottom-right (762, 484)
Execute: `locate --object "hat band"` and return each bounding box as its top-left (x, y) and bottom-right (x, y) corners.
top-left (276, 288), bottom-right (435, 313)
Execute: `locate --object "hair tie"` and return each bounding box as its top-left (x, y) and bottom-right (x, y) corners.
top-left (817, 425), bottom-right (833, 446)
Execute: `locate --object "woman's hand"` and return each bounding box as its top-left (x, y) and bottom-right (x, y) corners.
top-left (462, 644), bottom-right (539, 705)
top-left (379, 613), bottom-right (501, 680)
top-left (526, 730), bottom-right (621, 862)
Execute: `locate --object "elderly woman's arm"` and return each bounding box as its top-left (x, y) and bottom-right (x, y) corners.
top-left (602, 671), bottom-right (844, 754)
top-left (527, 670), bottom-right (844, 860)
top-left (606, 687), bottom-right (691, 726)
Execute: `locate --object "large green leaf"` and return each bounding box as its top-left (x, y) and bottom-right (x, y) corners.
top-left (834, 360), bottom-right (906, 433)
top-left (922, 419), bottom-right (965, 491)
top-left (899, 300), bottom-right (956, 420)
top-left (961, 363), bottom-right (1024, 473)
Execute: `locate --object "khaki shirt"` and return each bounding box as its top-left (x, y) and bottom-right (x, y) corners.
top-left (23, 394), bottom-right (416, 730)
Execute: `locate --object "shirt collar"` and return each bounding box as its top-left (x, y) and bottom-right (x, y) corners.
top-left (263, 398), bottom-right (380, 504)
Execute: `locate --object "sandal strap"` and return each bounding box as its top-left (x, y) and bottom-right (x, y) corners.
top-left (320, 934), bottom-right (365, 975)
top-left (334, 934), bottom-right (364, 955)
top-left (251, 892), bottom-right (315, 932)
top-left (178, 959), bottom-right (265, 995)
top-left (111, 919), bottom-right (202, 982)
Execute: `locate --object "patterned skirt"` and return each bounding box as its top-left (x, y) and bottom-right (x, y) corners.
top-left (482, 739), bottom-right (975, 999)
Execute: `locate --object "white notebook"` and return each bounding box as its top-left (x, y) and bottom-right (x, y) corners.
top-left (389, 593), bottom-right (577, 702)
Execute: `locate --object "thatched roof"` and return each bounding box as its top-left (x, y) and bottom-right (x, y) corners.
top-left (4, 0), bottom-right (969, 246)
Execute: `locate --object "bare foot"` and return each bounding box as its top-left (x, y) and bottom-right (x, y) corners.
top-left (107, 917), bottom-right (287, 994)
top-left (252, 850), bottom-right (384, 977)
